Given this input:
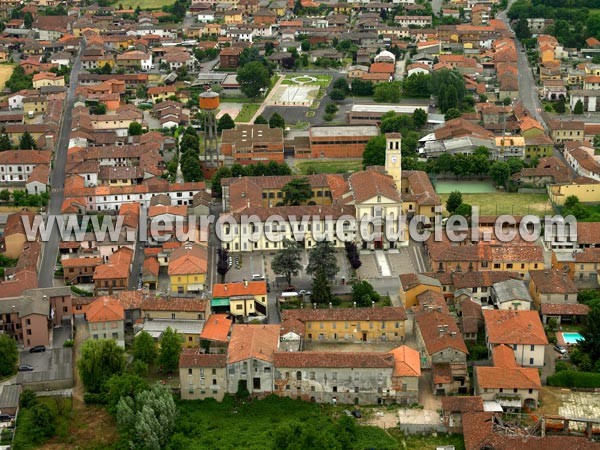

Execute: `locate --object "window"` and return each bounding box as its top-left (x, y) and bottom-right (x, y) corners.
top-left (530, 345), bottom-right (535, 351)
top-left (188, 368), bottom-right (192, 375)
top-left (513, 388), bottom-right (518, 393)
top-left (529, 358), bottom-right (534, 365)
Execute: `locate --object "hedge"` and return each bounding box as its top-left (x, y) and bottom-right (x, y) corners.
top-left (547, 370), bottom-right (600, 388)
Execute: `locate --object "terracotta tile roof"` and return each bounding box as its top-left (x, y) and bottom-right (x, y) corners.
top-left (0, 150), bottom-right (51, 165)
top-left (280, 318), bottom-right (305, 337)
top-left (574, 247), bottom-right (600, 263)
top-left (414, 290), bottom-right (449, 314)
top-left (484, 310), bottom-right (548, 345)
top-left (399, 273), bottom-right (441, 291)
top-left (61, 256), bottom-right (103, 268)
top-left (529, 269), bottom-right (577, 294)
top-left (168, 243), bottom-right (208, 275)
top-left (200, 314), bottom-right (232, 342)
top-left (540, 303), bottom-right (589, 316)
top-left (86, 296), bottom-right (124, 322)
top-left (451, 271), bottom-right (521, 289)
top-left (212, 281), bottom-right (266, 298)
top-left (117, 290), bottom-right (144, 310)
top-left (432, 362), bottom-right (453, 384)
top-left (281, 306), bottom-right (407, 323)
top-left (441, 396), bottom-right (483, 413)
top-left (273, 351), bottom-right (395, 369)
top-left (141, 297), bottom-right (208, 313)
top-left (416, 310), bottom-right (468, 355)
top-left (179, 350), bottom-right (226, 368)
top-left (27, 164), bottom-right (50, 185)
top-left (475, 365), bottom-right (541, 390)
top-left (348, 169), bottom-right (401, 203)
top-left (389, 345), bottom-right (421, 377)
top-left (492, 344), bottom-right (517, 368)
top-left (142, 256), bottom-right (159, 277)
top-left (227, 324), bottom-right (280, 364)
top-left (4, 211), bottom-right (36, 237)
top-left (575, 222), bottom-right (600, 245)
top-left (0, 270), bottom-right (38, 299)
top-left (461, 299), bottom-right (483, 335)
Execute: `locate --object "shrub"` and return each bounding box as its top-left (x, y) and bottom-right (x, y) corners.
top-left (547, 370), bottom-right (600, 388)
top-left (83, 392), bottom-right (107, 404)
top-left (63, 339), bottom-right (74, 348)
top-left (323, 113), bottom-right (334, 121)
top-left (555, 361), bottom-right (569, 373)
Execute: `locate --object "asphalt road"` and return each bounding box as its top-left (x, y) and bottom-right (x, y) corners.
top-left (38, 42), bottom-right (86, 288)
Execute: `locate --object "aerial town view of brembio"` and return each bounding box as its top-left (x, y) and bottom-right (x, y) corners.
top-left (2, 0), bottom-right (600, 447)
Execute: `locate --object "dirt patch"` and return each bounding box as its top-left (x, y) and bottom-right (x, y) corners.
top-left (0, 65), bottom-right (14, 91)
top-left (538, 386), bottom-right (563, 415)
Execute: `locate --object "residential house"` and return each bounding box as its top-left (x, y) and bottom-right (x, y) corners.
top-left (490, 279), bottom-right (532, 310)
top-left (62, 256), bottom-right (102, 284)
top-left (211, 280), bottom-right (268, 322)
top-left (93, 246), bottom-right (133, 295)
top-left (399, 273), bottom-right (443, 308)
top-left (528, 269), bottom-right (587, 325)
top-left (86, 296), bottom-right (125, 347)
top-left (199, 314), bottom-right (232, 353)
top-left (179, 351), bottom-right (228, 400)
top-left (483, 309), bottom-right (548, 367)
top-left (168, 243), bottom-right (208, 294)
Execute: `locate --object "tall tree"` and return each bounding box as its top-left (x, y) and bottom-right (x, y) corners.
top-left (271, 238), bottom-right (302, 286)
top-left (105, 373), bottom-right (149, 415)
top-left (217, 113), bottom-right (235, 132)
top-left (351, 280), bottom-right (380, 307)
top-left (77, 339), bottom-right (125, 393)
top-left (444, 108), bottom-right (462, 121)
top-left (237, 61), bottom-right (270, 99)
top-left (514, 17), bottom-right (531, 40)
top-left (362, 134), bottom-right (386, 168)
top-left (573, 99), bottom-right (584, 115)
top-left (579, 303), bottom-right (600, 361)
top-left (311, 267), bottom-right (333, 305)
top-left (489, 161), bottom-right (511, 187)
top-left (116, 383), bottom-right (177, 450)
top-left (445, 190), bottom-right (463, 214)
top-left (128, 121), bottom-right (143, 136)
top-left (216, 247), bottom-right (230, 282)
top-left (306, 240), bottom-right (338, 280)
top-left (269, 112), bottom-right (285, 129)
top-left (158, 327), bottom-right (182, 373)
top-left (282, 177), bottom-right (312, 206)
top-left (19, 131), bottom-right (36, 149)
top-left (133, 331), bottom-right (157, 365)
top-left (412, 108), bottom-right (427, 129)
top-left (0, 334), bottom-right (18, 376)
top-left (254, 115), bottom-right (268, 124)
top-left (0, 127), bottom-right (11, 151)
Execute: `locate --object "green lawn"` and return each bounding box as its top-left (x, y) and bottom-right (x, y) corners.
top-left (296, 159), bottom-right (363, 174)
top-left (235, 103), bottom-right (260, 123)
top-left (170, 396), bottom-right (399, 449)
top-left (439, 192), bottom-right (552, 216)
top-left (120, 0), bottom-right (175, 9)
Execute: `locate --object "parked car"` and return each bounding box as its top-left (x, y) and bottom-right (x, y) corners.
top-left (29, 345), bottom-right (46, 353)
top-left (554, 345), bottom-right (567, 355)
top-left (18, 364), bottom-right (34, 372)
top-left (283, 286), bottom-right (296, 292)
top-left (299, 289), bottom-right (306, 295)
top-left (0, 414), bottom-right (13, 422)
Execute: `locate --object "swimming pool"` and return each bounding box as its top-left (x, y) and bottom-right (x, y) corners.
top-left (561, 332), bottom-right (583, 344)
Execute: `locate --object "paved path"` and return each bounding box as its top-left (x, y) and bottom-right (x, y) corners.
top-left (38, 41), bottom-right (85, 288)
top-left (246, 75), bottom-right (285, 124)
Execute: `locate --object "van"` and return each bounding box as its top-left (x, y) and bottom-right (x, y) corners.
top-left (252, 274), bottom-right (264, 280)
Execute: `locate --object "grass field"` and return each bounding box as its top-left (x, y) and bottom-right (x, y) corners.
top-left (235, 103), bottom-right (260, 122)
top-left (282, 74), bottom-right (333, 88)
top-left (296, 159), bottom-right (363, 174)
top-left (439, 192), bottom-right (552, 216)
top-left (119, 0), bottom-right (175, 9)
top-left (0, 64), bottom-right (14, 91)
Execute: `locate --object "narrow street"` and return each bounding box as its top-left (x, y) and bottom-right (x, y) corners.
top-left (38, 40), bottom-right (86, 288)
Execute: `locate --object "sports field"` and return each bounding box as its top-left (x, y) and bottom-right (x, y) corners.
top-left (439, 192), bottom-right (552, 216)
top-left (433, 180), bottom-right (496, 194)
top-left (121, 0), bottom-right (175, 9)
top-left (0, 64), bottom-right (15, 90)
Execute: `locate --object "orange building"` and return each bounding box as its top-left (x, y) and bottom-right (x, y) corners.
top-left (307, 125), bottom-right (379, 158)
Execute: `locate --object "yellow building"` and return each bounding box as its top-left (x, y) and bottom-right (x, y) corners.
top-left (32, 72), bottom-right (65, 89)
top-left (168, 243), bottom-right (208, 294)
top-left (211, 280), bottom-right (268, 320)
top-left (281, 306), bottom-right (408, 343)
top-left (548, 180), bottom-right (600, 205)
top-left (223, 9), bottom-right (243, 24)
top-left (23, 96), bottom-right (48, 118)
top-left (524, 135), bottom-right (554, 160)
top-left (399, 273), bottom-right (443, 308)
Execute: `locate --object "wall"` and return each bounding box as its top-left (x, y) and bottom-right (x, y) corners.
top-left (304, 319), bottom-right (405, 343)
top-left (227, 358), bottom-right (274, 395)
top-left (180, 366), bottom-right (227, 401)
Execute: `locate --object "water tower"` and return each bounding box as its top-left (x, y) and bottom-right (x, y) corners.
top-left (199, 90), bottom-right (220, 164)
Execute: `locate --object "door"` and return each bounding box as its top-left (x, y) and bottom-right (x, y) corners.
top-left (362, 332), bottom-right (367, 342)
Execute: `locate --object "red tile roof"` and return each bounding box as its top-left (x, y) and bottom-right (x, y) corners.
top-left (141, 298), bottom-right (208, 313)
top-left (389, 345), bottom-right (421, 377)
top-left (483, 310), bottom-right (548, 345)
top-left (200, 314), bottom-right (232, 343)
top-left (212, 281), bottom-right (266, 298)
top-left (281, 306), bottom-right (407, 323)
top-left (415, 310), bottom-right (468, 355)
top-left (227, 324), bottom-right (280, 364)
top-left (86, 296), bottom-right (124, 322)
top-left (529, 269), bottom-right (577, 294)
top-left (179, 350), bottom-right (226, 368)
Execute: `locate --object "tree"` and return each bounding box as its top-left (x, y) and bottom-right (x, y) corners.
top-left (445, 190), bottom-right (463, 214)
top-left (325, 103), bottom-right (339, 114)
top-left (30, 402), bottom-right (56, 439)
top-left (403, 73), bottom-right (431, 97)
top-left (306, 240), bottom-right (338, 280)
top-left (455, 203), bottom-right (472, 217)
top-left (20, 389), bottom-right (37, 409)
top-left (217, 247), bottom-right (230, 282)
top-left (444, 108), bottom-right (462, 121)
top-left (0, 127), bottom-right (11, 151)
top-left (373, 82), bottom-right (401, 103)
top-left (350, 79), bottom-right (374, 96)
top-left (503, 97), bottom-right (512, 106)
top-left (352, 280), bottom-right (380, 307)
top-left (105, 373), bottom-right (149, 415)
top-left (91, 103), bottom-right (107, 115)
top-left (100, 62), bottom-right (112, 74)
top-left (271, 238), bottom-right (302, 286)
top-left (254, 115), bottom-right (268, 124)
top-left (362, 134), bottom-right (386, 168)
top-left (237, 61), bottom-right (270, 99)
top-left (311, 267), bottom-right (333, 305)
top-left (269, 112), bottom-right (285, 129)
top-left (332, 77), bottom-right (349, 93)
top-left (78, 339), bottom-right (125, 393)
top-left (553, 98), bottom-right (566, 114)
top-left (564, 195), bottom-right (580, 210)
top-left (116, 383), bottom-right (177, 450)
top-left (282, 177), bottom-right (312, 205)
top-left (579, 303), bottom-right (600, 361)
top-left (133, 331), bottom-right (157, 365)
top-left (180, 152), bottom-right (203, 182)
top-left (329, 88), bottom-right (346, 101)
top-left (489, 161), bottom-right (511, 187)
top-left (429, 69), bottom-right (466, 113)
top-left (514, 17), bottom-right (531, 40)
top-left (573, 99), bottom-right (584, 115)
top-left (19, 131), bottom-right (36, 149)
top-left (158, 327), bottom-right (182, 373)
top-left (344, 242), bottom-right (362, 270)
top-left (129, 121), bottom-right (143, 136)
top-left (217, 113), bottom-right (235, 132)
top-left (0, 334), bottom-right (18, 376)
top-left (412, 108), bottom-right (427, 129)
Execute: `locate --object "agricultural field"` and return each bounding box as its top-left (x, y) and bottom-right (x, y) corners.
top-left (118, 0), bottom-right (175, 9)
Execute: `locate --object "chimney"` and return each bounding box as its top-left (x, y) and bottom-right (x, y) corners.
top-left (371, 301), bottom-right (375, 308)
top-left (313, 303), bottom-right (317, 309)
top-left (224, 285), bottom-right (227, 291)
top-left (353, 302), bottom-right (356, 308)
top-left (244, 279), bottom-right (248, 287)
top-left (329, 302), bottom-right (332, 309)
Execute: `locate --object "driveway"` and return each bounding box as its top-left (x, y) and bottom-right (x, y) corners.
top-left (418, 370), bottom-right (441, 411)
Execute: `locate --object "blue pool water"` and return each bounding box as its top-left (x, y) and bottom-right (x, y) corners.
top-left (562, 332), bottom-right (583, 344)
